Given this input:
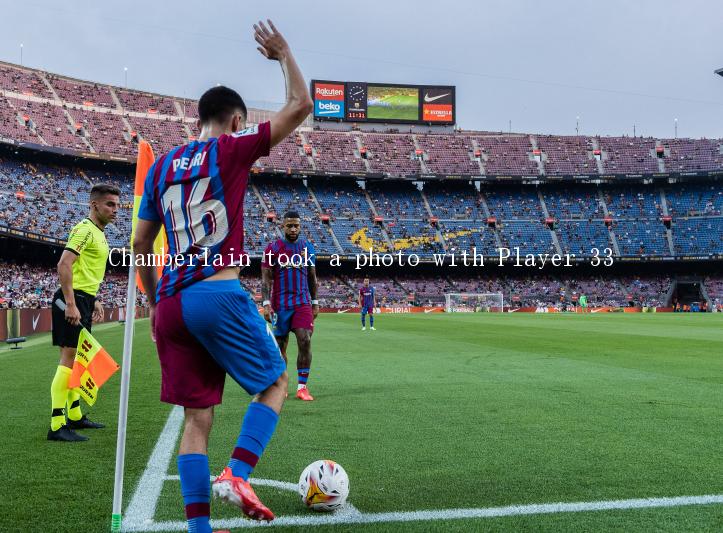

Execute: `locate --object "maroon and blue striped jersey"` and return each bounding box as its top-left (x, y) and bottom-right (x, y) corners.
top-left (261, 238), bottom-right (316, 310)
top-left (360, 286), bottom-right (375, 308)
top-left (137, 122), bottom-right (270, 301)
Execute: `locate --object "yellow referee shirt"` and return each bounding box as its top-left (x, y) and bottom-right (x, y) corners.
top-left (64, 218), bottom-right (109, 296)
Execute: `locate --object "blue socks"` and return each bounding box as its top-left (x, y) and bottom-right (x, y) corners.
top-left (298, 367), bottom-right (310, 387)
top-left (370, 315), bottom-right (374, 327)
top-left (228, 402), bottom-right (279, 480)
top-left (178, 454), bottom-right (211, 533)
top-left (361, 314), bottom-right (366, 326)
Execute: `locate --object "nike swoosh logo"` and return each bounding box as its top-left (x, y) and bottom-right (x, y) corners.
top-left (424, 93), bottom-right (450, 103)
top-left (32, 314), bottom-right (40, 330)
top-left (424, 308), bottom-right (435, 314)
top-left (337, 309), bottom-right (349, 314)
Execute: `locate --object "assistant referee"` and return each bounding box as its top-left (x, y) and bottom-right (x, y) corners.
top-left (48, 183), bottom-right (120, 442)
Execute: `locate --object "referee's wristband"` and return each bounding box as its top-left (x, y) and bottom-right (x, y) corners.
top-left (262, 300), bottom-right (271, 307)
top-left (311, 300), bottom-right (319, 305)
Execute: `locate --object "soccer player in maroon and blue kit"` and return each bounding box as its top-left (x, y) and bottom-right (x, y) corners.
top-left (133, 20), bottom-right (313, 530)
top-left (359, 277), bottom-right (376, 330)
top-left (261, 212), bottom-right (319, 401)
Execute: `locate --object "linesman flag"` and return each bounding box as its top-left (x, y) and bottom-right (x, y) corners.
top-left (69, 329), bottom-right (120, 406)
top-left (130, 140), bottom-right (165, 294)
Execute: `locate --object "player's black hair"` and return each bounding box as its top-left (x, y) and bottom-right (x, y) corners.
top-left (90, 183), bottom-right (121, 199)
top-left (283, 210), bottom-right (301, 220)
top-left (198, 86), bottom-right (247, 125)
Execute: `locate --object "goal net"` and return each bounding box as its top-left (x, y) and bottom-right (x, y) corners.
top-left (444, 293), bottom-right (504, 313)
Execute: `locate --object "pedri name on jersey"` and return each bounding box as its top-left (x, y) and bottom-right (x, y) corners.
top-left (172, 151), bottom-right (207, 172)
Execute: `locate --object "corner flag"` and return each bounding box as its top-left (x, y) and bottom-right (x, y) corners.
top-left (130, 140), bottom-right (164, 294)
top-left (69, 328), bottom-right (119, 406)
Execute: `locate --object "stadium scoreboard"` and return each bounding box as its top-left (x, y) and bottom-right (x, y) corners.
top-left (312, 80), bottom-right (455, 125)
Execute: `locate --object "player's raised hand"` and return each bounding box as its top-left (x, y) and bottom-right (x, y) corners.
top-left (254, 20), bottom-right (289, 61)
top-left (263, 304), bottom-right (273, 323)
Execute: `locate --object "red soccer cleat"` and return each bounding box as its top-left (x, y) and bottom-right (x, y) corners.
top-left (296, 387), bottom-right (314, 401)
top-left (212, 467), bottom-right (275, 521)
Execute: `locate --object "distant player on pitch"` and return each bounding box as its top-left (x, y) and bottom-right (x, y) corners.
top-left (359, 277), bottom-right (376, 330)
top-left (133, 20), bottom-right (312, 529)
top-left (48, 183), bottom-right (119, 442)
top-left (261, 211), bottom-right (319, 401)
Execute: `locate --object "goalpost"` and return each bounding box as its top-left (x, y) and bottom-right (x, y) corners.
top-left (444, 292), bottom-right (504, 313)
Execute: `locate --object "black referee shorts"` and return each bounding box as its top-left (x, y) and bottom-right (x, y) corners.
top-left (51, 289), bottom-right (95, 348)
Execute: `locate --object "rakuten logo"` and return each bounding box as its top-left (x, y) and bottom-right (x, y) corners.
top-left (314, 83), bottom-right (345, 101)
top-left (316, 87), bottom-right (343, 98)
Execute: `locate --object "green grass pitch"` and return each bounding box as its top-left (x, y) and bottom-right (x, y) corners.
top-left (2, 313), bottom-right (722, 532)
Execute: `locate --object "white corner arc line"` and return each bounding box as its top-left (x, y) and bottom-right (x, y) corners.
top-left (122, 494), bottom-right (723, 531)
top-left (165, 474), bottom-right (298, 493)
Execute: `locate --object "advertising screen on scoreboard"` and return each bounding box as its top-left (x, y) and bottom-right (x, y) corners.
top-left (312, 80), bottom-right (455, 125)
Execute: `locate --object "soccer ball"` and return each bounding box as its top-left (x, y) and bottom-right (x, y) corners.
top-left (298, 460), bottom-right (349, 511)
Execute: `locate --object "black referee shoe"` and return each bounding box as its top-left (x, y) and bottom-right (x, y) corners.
top-left (47, 425), bottom-right (89, 442)
top-left (67, 415), bottom-right (105, 430)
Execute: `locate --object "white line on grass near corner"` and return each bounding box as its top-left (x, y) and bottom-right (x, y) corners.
top-left (122, 494), bottom-right (723, 531)
top-left (125, 405), bottom-right (184, 529)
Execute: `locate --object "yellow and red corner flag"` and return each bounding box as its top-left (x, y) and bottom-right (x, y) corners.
top-left (130, 140), bottom-right (166, 294)
top-left (69, 329), bottom-right (120, 406)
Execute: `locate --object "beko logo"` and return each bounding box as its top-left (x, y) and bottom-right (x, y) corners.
top-left (317, 102), bottom-right (341, 114)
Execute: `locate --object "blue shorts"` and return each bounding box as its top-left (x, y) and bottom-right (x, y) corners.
top-left (155, 279), bottom-right (285, 407)
top-left (361, 305), bottom-right (374, 315)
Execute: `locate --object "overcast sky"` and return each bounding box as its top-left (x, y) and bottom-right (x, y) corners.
top-left (2, 0), bottom-right (723, 138)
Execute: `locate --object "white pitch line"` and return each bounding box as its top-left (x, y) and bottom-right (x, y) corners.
top-left (121, 493), bottom-right (723, 531)
top-left (124, 405), bottom-right (184, 529)
top-left (165, 474), bottom-right (298, 493)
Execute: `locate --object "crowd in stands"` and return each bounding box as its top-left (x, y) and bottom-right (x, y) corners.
top-left (1, 154), bottom-right (722, 257)
top-left (0, 262), bottom-right (145, 309)
top-left (1, 259), bottom-right (702, 310)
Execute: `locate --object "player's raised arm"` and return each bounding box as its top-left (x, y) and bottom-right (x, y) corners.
top-left (254, 20), bottom-right (313, 147)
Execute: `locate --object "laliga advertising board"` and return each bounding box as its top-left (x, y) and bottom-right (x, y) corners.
top-left (311, 79), bottom-right (455, 125)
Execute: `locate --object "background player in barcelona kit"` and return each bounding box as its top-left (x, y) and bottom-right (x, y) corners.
top-left (261, 211), bottom-right (319, 401)
top-left (133, 20), bottom-right (313, 530)
top-left (359, 277), bottom-right (376, 330)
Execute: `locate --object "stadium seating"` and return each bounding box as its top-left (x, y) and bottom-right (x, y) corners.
top-left (307, 131), bottom-right (366, 172)
top-left (366, 181), bottom-right (428, 219)
top-left (1, 61), bottom-right (722, 268)
top-left (416, 134), bottom-right (480, 175)
top-left (423, 181), bottom-right (485, 220)
top-left (362, 133), bottom-right (422, 176)
top-left (536, 135), bottom-right (597, 175)
top-left (598, 137), bottom-right (659, 174)
top-left (47, 75), bottom-right (115, 108)
top-left (474, 135), bottom-right (538, 175)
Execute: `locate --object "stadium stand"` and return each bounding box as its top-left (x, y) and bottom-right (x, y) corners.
top-left (47, 75), bottom-right (116, 108)
top-left (599, 137), bottom-right (660, 174)
top-left (1, 61), bottom-right (722, 312)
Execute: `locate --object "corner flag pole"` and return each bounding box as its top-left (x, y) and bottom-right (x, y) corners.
top-left (111, 140), bottom-right (158, 532)
top-left (111, 263), bottom-right (137, 532)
